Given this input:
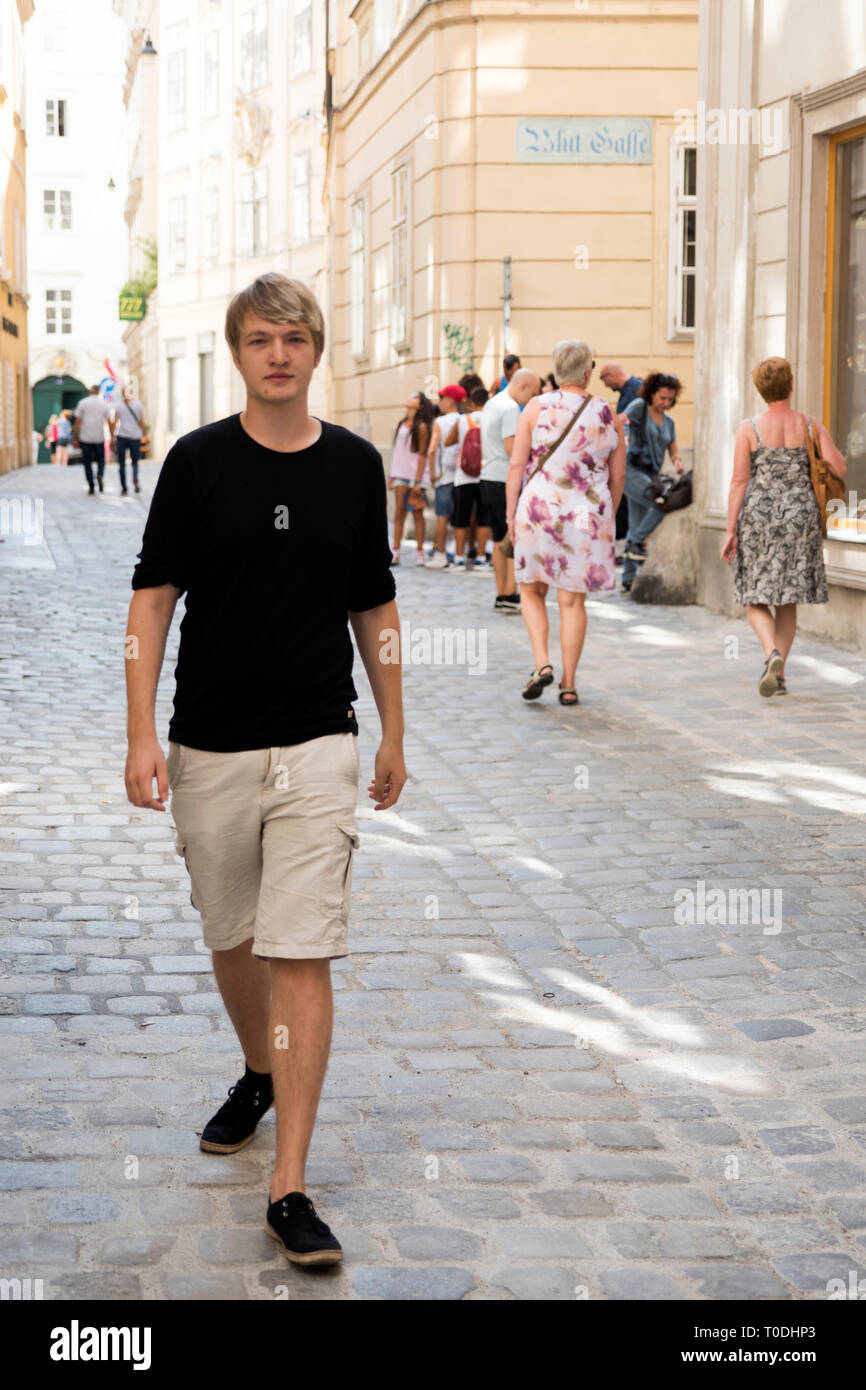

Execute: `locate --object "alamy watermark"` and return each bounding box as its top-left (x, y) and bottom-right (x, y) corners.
top-left (379, 620), bottom-right (487, 673)
top-left (674, 102), bottom-right (783, 157)
top-left (674, 880), bottom-right (782, 934)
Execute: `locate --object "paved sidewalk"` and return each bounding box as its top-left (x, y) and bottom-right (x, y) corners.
top-left (1, 462), bottom-right (866, 1301)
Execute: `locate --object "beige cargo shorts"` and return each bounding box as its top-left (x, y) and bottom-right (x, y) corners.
top-left (166, 732), bottom-right (361, 960)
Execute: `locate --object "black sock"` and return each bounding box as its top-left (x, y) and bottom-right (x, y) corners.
top-left (244, 1062), bottom-right (271, 1084)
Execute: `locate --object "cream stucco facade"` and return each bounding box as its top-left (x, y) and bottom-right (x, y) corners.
top-left (324, 0), bottom-right (699, 458)
top-left (694, 0), bottom-right (866, 649)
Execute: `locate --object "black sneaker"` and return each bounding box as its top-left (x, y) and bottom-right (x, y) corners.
top-left (266, 1191), bottom-right (343, 1266)
top-left (87, 485), bottom-right (95, 495)
top-left (97, 476), bottom-right (104, 492)
top-left (495, 593), bottom-right (521, 613)
top-left (200, 1072), bottom-right (274, 1153)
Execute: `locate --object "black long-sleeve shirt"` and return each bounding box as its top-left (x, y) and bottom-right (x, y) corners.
top-left (131, 413), bottom-right (396, 752)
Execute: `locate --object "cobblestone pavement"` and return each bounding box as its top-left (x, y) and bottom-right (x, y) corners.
top-left (2, 461), bottom-right (866, 1302)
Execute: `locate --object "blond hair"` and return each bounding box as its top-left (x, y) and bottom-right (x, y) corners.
top-left (225, 272), bottom-right (325, 357)
top-left (752, 356), bottom-right (793, 403)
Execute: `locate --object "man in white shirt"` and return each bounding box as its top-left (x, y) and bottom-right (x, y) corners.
top-left (73, 386), bottom-right (116, 495)
top-left (480, 368), bottom-right (540, 611)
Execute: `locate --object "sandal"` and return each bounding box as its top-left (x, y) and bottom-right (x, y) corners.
top-left (522, 664), bottom-right (554, 701)
top-left (558, 685), bottom-right (579, 706)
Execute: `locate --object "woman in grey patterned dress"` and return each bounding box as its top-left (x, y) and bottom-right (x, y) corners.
top-left (721, 357), bottom-right (846, 697)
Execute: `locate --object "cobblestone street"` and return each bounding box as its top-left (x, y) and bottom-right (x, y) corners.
top-left (2, 461), bottom-right (866, 1302)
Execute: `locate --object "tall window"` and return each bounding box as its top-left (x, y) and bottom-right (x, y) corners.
top-left (166, 340), bottom-right (187, 435)
top-left (168, 196), bottom-right (187, 271)
top-left (203, 32), bottom-right (219, 118)
top-left (292, 152), bottom-right (311, 244)
top-left (199, 332), bottom-right (215, 426)
top-left (390, 164), bottom-right (409, 348)
top-left (46, 289), bottom-right (72, 335)
top-left (293, 0), bottom-right (312, 75)
top-left (43, 190), bottom-right (72, 231)
top-left (670, 142), bottom-right (696, 336)
top-left (827, 123), bottom-right (866, 534)
top-left (45, 99), bottom-right (67, 136)
top-left (240, 4), bottom-right (268, 92)
top-left (350, 197), bottom-right (368, 358)
top-left (239, 167), bottom-right (268, 256)
top-left (203, 186), bottom-right (219, 267)
top-left (167, 51), bottom-right (187, 133)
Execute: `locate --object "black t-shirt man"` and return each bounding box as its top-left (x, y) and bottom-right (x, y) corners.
top-left (131, 412), bottom-right (396, 752)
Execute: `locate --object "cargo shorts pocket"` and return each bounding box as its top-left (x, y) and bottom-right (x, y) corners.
top-left (166, 740), bottom-right (185, 790)
top-left (174, 836), bottom-right (201, 914)
top-left (321, 822), bottom-right (360, 920)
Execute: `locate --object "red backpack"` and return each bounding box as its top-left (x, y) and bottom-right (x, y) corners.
top-left (458, 416), bottom-right (482, 477)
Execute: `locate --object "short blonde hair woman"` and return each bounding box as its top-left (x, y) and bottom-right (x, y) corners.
top-left (721, 356), bottom-right (846, 696)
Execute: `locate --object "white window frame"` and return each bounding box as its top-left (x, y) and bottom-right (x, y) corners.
top-left (168, 195), bottom-right (187, 271)
top-left (203, 32), bottom-right (219, 118)
top-left (166, 340), bottom-right (187, 436)
top-left (167, 50), bottom-right (187, 134)
top-left (390, 162), bottom-right (411, 351)
top-left (45, 98), bottom-right (67, 137)
top-left (669, 138), bottom-right (697, 340)
top-left (45, 288), bottom-right (72, 336)
top-left (43, 190), bottom-right (56, 231)
top-left (292, 151), bottom-right (311, 245)
top-left (239, 167), bottom-right (268, 257)
top-left (203, 185), bottom-right (219, 267)
top-left (350, 194), bottom-right (369, 361)
top-left (240, 4), bottom-right (268, 93)
top-left (292, 0), bottom-right (313, 76)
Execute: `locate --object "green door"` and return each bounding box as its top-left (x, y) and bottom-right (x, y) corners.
top-left (32, 375), bottom-right (87, 463)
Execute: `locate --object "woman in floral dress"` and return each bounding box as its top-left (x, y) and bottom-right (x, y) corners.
top-left (722, 356), bottom-right (846, 697)
top-left (506, 339), bottom-right (625, 706)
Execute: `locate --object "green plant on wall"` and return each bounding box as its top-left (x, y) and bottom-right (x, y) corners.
top-left (443, 322), bottom-right (474, 374)
top-left (119, 235), bottom-right (158, 306)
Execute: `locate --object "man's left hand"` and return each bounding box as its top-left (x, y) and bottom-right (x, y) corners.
top-left (368, 739), bottom-right (407, 810)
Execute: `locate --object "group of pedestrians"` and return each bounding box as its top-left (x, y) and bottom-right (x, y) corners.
top-left (43, 385), bottom-right (147, 496)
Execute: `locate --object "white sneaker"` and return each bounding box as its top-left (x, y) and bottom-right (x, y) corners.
top-left (415, 550), bottom-right (427, 566)
top-left (390, 549), bottom-right (401, 566)
top-left (427, 551), bottom-right (448, 570)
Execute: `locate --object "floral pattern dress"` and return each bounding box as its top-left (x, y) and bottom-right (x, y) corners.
top-left (733, 417), bottom-right (827, 605)
top-left (514, 390), bottom-right (618, 592)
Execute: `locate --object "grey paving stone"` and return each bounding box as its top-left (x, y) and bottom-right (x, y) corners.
top-left (44, 1194), bottom-right (121, 1224)
top-left (491, 1266), bottom-right (586, 1300)
top-left (721, 1180), bottom-right (807, 1215)
top-left (390, 1225), bottom-right (484, 1260)
top-left (351, 1266), bottom-right (475, 1300)
top-left (684, 1264), bottom-right (792, 1299)
top-left (459, 1154), bottom-right (542, 1183)
top-left (607, 1222), bottom-right (746, 1259)
top-left (598, 1268), bottom-right (687, 1300)
top-left (47, 1273), bottom-right (143, 1300)
top-left (736, 1018), bottom-right (816, 1041)
top-left (100, 1234), bottom-right (176, 1265)
top-left (581, 1123), bottom-right (662, 1149)
top-left (632, 1188), bottom-right (720, 1220)
top-left (771, 1252), bottom-right (863, 1292)
top-left (429, 1189), bottom-right (522, 1219)
top-left (560, 1155), bottom-right (686, 1183)
top-left (163, 1274), bottom-right (249, 1300)
top-left (759, 1126), bottom-right (836, 1156)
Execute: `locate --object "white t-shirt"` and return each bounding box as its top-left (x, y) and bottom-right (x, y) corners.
top-left (480, 390), bottom-right (521, 482)
top-left (115, 396), bottom-right (144, 441)
top-left (434, 410), bottom-right (461, 485)
top-left (75, 395), bottom-right (114, 444)
top-left (452, 411), bottom-right (483, 486)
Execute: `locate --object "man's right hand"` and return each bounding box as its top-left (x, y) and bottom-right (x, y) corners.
top-left (125, 737), bottom-right (170, 811)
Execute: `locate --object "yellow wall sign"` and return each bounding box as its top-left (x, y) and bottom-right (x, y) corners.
top-left (119, 295), bottom-right (145, 321)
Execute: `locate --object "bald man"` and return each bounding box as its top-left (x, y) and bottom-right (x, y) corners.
top-left (479, 367), bottom-right (541, 611)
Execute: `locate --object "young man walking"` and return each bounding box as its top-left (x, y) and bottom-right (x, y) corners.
top-left (479, 367), bottom-right (540, 611)
top-left (124, 273), bottom-right (406, 1266)
top-left (73, 385), bottom-right (116, 495)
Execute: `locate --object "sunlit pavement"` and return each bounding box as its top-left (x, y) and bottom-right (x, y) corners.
top-left (2, 462), bottom-right (866, 1301)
